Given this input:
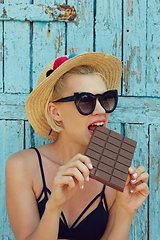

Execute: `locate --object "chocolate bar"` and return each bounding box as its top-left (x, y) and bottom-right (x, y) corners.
top-left (85, 127), bottom-right (137, 192)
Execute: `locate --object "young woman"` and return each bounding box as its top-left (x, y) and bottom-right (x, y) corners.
top-left (5, 52), bottom-right (149, 240)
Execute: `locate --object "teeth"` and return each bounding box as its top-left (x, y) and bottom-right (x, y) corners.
top-left (92, 122), bottom-right (104, 126)
top-left (88, 122), bottom-right (104, 133)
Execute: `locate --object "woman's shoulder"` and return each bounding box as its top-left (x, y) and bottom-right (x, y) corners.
top-left (6, 148), bottom-right (38, 166)
top-left (5, 148), bottom-right (40, 181)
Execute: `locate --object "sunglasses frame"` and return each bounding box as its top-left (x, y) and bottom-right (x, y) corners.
top-left (54, 89), bottom-right (118, 116)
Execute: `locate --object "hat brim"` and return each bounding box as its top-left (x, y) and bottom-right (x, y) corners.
top-left (25, 52), bottom-right (122, 140)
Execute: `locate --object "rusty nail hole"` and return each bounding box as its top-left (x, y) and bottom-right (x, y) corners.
top-left (48, 22), bottom-right (51, 32)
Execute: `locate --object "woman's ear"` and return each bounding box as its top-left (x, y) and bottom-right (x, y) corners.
top-left (48, 102), bottom-right (62, 121)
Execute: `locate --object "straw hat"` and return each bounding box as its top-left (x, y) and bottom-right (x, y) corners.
top-left (25, 52), bottom-right (122, 140)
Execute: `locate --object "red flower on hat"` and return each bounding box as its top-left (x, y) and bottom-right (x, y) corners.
top-left (46, 54), bottom-right (76, 77)
top-left (53, 57), bottom-right (69, 70)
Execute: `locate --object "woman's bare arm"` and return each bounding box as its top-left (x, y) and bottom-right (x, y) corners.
top-left (5, 151), bottom-right (61, 240)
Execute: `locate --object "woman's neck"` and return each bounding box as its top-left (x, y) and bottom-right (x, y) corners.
top-left (52, 134), bottom-right (87, 165)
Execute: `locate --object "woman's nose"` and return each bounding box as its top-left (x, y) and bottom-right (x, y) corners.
top-left (92, 99), bottom-right (105, 115)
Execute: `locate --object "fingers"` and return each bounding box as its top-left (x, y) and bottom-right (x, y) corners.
top-left (128, 165), bottom-right (149, 196)
top-left (59, 154), bottom-right (93, 189)
top-left (129, 166), bottom-right (149, 184)
top-left (129, 166), bottom-right (145, 177)
top-left (131, 172), bottom-right (149, 184)
top-left (61, 166), bottom-right (87, 189)
top-left (130, 182), bottom-right (149, 197)
top-left (54, 175), bottom-right (76, 190)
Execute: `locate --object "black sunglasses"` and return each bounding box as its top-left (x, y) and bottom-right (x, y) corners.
top-left (53, 90), bottom-right (118, 116)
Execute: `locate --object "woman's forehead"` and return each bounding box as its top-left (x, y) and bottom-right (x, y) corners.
top-left (64, 73), bottom-right (107, 93)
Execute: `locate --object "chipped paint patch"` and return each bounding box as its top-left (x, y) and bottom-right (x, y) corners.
top-left (54, 32), bottom-right (65, 58)
top-left (1, 6), bottom-right (7, 18)
top-left (67, 47), bottom-right (80, 54)
top-left (127, 0), bottom-right (133, 16)
top-left (45, 5), bottom-right (76, 21)
top-left (144, 103), bottom-right (149, 107)
top-left (149, 154), bottom-right (153, 166)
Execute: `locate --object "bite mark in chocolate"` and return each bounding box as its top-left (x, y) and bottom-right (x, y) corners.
top-left (85, 127), bottom-right (137, 192)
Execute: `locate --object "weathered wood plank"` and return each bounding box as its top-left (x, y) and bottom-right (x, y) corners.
top-left (123, 0), bottom-right (147, 96)
top-left (25, 121), bottom-right (52, 149)
top-left (149, 124), bottom-right (160, 239)
top-left (0, 120), bottom-right (24, 240)
top-left (32, 20), bottom-right (66, 89)
top-left (146, 0), bottom-right (160, 97)
top-left (34, 0), bottom-right (63, 4)
top-left (95, 0), bottom-right (122, 94)
top-left (0, 3), bottom-right (77, 22)
top-left (32, 0), bottom-right (66, 90)
top-left (4, 20), bottom-right (30, 93)
top-left (95, 0), bottom-right (122, 57)
top-left (0, 21), bottom-right (3, 92)
top-left (3, 0), bottom-right (30, 3)
top-left (67, 0), bottom-right (94, 54)
top-left (109, 96), bottom-right (160, 124)
top-left (125, 124), bottom-right (148, 240)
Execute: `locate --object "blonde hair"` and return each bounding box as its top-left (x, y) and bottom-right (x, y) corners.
top-left (45, 65), bottom-right (105, 137)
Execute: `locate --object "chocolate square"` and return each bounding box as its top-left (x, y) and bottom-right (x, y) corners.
top-left (85, 127), bottom-right (137, 192)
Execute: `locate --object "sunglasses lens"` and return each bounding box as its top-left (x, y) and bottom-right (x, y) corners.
top-left (78, 94), bottom-right (94, 114)
top-left (102, 92), bottom-right (117, 112)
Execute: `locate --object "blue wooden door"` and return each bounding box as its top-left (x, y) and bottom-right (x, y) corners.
top-left (0, 0), bottom-right (160, 239)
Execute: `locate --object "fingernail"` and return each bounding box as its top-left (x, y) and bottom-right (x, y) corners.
top-left (131, 179), bottom-right (136, 183)
top-left (81, 184), bottom-right (84, 189)
top-left (86, 176), bottom-right (89, 182)
top-left (129, 167), bottom-right (134, 173)
top-left (130, 189), bottom-right (134, 193)
top-left (89, 163), bottom-right (93, 169)
top-left (133, 173), bottom-right (138, 178)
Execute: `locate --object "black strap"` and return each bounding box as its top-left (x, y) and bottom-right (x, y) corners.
top-left (61, 211), bottom-right (69, 228)
top-left (31, 147), bottom-right (48, 199)
top-left (101, 185), bottom-right (108, 212)
top-left (70, 185), bottom-right (106, 229)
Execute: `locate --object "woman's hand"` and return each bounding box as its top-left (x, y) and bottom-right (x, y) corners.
top-left (49, 154), bottom-right (93, 210)
top-left (116, 165), bottom-right (149, 216)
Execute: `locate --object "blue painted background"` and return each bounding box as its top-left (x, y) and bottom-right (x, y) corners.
top-left (0, 0), bottom-right (160, 239)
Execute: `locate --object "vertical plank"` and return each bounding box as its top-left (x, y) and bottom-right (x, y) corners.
top-left (67, 0), bottom-right (94, 54)
top-left (123, 0), bottom-right (147, 96)
top-left (4, 0), bottom-right (30, 93)
top-left (149, 124), bottom-right (160, 239)
top-left (0, 120), bottom-right (24, 240)
top-left (25, 121), bottom-right (52, 149)
top-left (32, 21), bottom-right (66, 90)
top-left (146, 0), bottom-right (160, 97)
top-left (0, 21), bottom-right (3, 92)
top-left (32, 0), bottom-right (66, 90)
top-left (95, 0), bottom-right (122, 58)
top-left (125, 124), bottom-right (148, 240)
top-left (4, 21), bottom-right (30, 93)
top-left (95, 0), bottom-right (122, 95)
